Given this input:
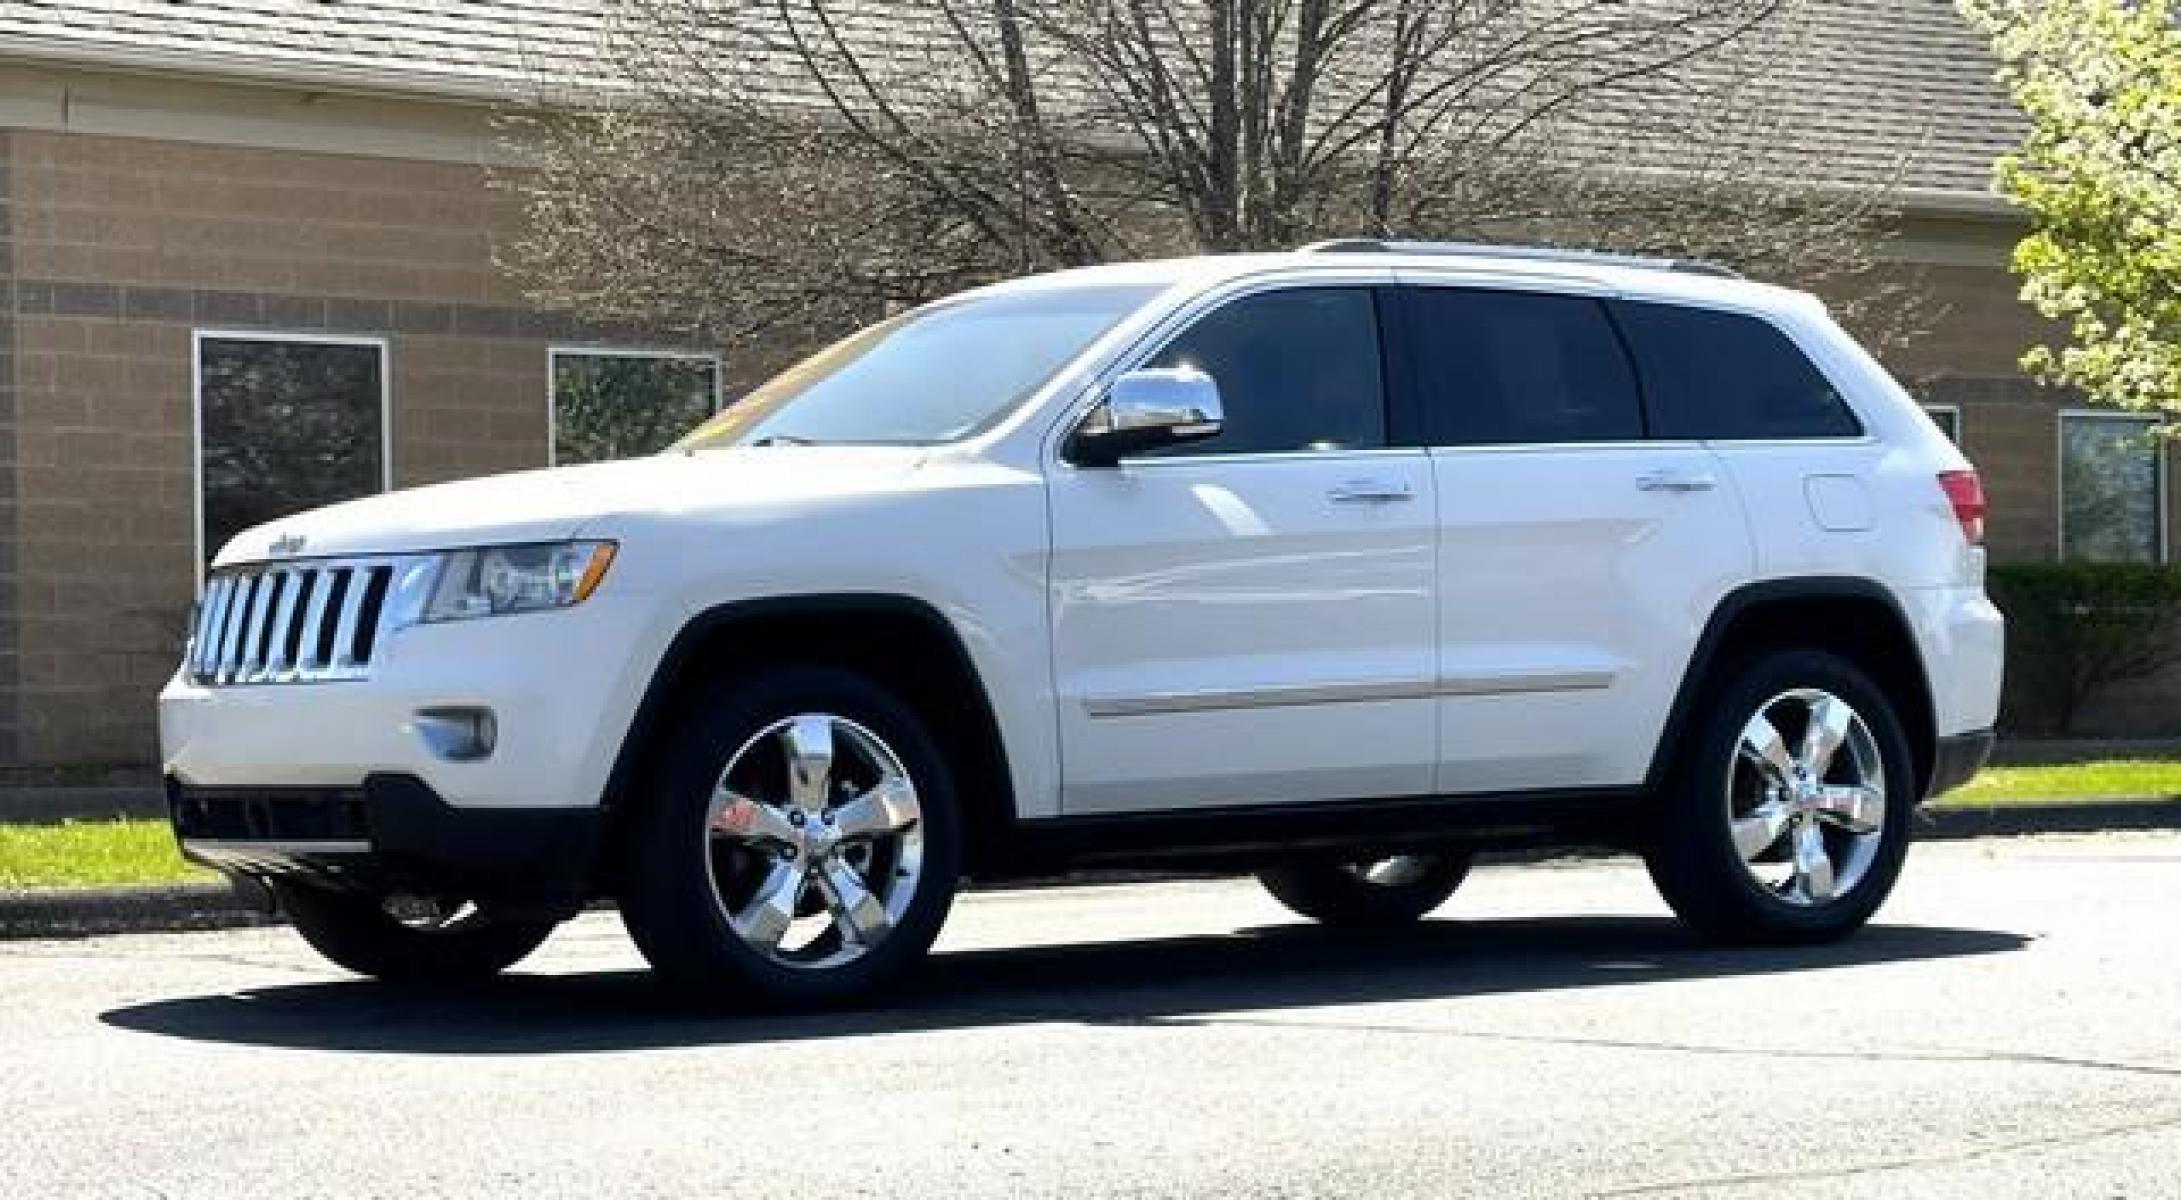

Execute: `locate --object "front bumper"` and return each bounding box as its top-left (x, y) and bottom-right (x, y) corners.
top-left (1928, 728), bottom-right (1995, 798)
top-left (159, 593), bottom-right (662, 811)
top-left (170, 774), bottom-right (601, 918)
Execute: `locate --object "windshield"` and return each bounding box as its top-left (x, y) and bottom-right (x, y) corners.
top-left (676, 283), bottom-right (1163, 449)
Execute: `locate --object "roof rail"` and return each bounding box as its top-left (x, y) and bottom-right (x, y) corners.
top-left (1294, 238), bottom-right (1744, 280)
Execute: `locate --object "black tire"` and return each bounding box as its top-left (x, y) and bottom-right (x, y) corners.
top-left (1645, 648), bottom-right (1915, 945)
top-left (273, 881), bottom-right (555, 983)
top-left (616, 665), bottom-right (962, 1009)
top-left (1257, 852), bottom-right (1473, 927)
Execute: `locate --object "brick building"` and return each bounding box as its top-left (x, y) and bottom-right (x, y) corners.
top-left (0, 1), bottom-right (2169, 778)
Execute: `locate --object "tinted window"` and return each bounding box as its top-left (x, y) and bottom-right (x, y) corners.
top-left (1402, 288), bottom-right (1642, 445)
top-left (1611, 301), bottom-right (1861, 440)
top-left (198, 337), bottom-right (384, 564)
top-left (1145, 288), bottom-right (1385, 456)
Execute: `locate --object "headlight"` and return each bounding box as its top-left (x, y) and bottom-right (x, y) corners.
top-left (421, 541), bottom-right (617, 623)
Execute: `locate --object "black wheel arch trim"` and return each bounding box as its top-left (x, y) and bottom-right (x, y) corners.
top-left (1645, 575), bottom-right (1938, 793)
top-left (599, 592), bottom-right (1018, 822)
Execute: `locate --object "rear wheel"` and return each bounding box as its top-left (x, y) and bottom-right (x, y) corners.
top-left (618, 666), bottom-right (961, 1008)
top-left (1646, 649), bottom-right (1913, 945)
top-left (1257, 853), bottom-right (1473, 927)
top-left (273, 881), bottom-right (555, 983)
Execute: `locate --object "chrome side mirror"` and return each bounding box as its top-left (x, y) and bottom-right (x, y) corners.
top-left (1066, 367), bottom-right (1225, 466)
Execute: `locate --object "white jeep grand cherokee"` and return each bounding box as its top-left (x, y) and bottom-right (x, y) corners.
top-left (161, 241), bottom-right (2002, 1005)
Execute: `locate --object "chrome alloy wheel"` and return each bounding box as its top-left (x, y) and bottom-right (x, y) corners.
top-left (1728, 688), bottom-right (1887, 906)
top-left (703, 713), bottom-right (925, 970)
top-left (381, 894), bottom-right (486, 933)
top-left (1341, 856), bottom-right (1439, 888)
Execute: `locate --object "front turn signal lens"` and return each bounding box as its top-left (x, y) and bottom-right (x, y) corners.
top-left (571, 541), bottom-right (617, 604)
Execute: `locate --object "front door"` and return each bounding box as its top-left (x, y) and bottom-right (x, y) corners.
top-left (1048, 282), bottom-right (1440, 813)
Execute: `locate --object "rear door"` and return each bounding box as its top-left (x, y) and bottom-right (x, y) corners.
top-left (1390, 280), bottom-right (1755, 793)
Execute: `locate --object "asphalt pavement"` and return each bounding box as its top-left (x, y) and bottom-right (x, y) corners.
top-left (6, 832), bottom-right (2180, 1198)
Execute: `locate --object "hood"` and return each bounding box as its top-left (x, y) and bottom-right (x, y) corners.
top-left (212, 445), bottom-right (931, 566)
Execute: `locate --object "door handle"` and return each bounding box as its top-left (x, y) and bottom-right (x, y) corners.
top-left (1635, 470), bottom-right (1718, 493)
top-left (1327, 479), bottom-right (1416, 504)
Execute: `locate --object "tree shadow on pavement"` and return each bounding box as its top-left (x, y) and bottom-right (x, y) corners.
top-left (99, 915), bottom-right (2028, 1055)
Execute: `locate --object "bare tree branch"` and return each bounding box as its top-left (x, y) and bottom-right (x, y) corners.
top-left (497, 0), bottom-right (1928, 358)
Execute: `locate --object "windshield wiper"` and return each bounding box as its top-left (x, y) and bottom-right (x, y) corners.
top-left (748, 434), bottom-right (823, 447)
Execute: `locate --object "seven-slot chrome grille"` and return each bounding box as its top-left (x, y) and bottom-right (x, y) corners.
top-left (186, 556), bottom-right (426, 685)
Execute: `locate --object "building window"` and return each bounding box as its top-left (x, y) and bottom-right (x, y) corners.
top-left (1923, 404), bottom-right (1961, 443)
top-left (195, 332), bottom-right (389, 568)
top-left (2059, 411), bottom-right (2166, 563)
top-left (550, 350), bottom-right (722, 465)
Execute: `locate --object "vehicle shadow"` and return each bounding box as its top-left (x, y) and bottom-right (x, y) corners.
top-left (99, 915), bottom-right (2028, 1056)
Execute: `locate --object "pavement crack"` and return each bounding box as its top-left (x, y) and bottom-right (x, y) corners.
top-left (986, 1007), bottom-right (2181, 1083)
top-left (1589, 1107), bottom-right (2181, 1196)
top-left (0, 943), bottom-right (327, 976)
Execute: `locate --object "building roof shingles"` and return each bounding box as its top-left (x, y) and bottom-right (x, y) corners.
top-left (0, 0), bottom-right (2022, 201)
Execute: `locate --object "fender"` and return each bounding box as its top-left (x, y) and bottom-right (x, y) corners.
top-left (598, 593), bottom-right (1015, 819)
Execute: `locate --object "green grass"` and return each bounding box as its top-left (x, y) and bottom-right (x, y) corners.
top-left (0, 819), bottom-right (211, 890)
top-left (1943, 759), bottom-right (2181, 806)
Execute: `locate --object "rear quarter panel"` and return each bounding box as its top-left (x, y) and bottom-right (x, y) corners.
top-left (1693, 299), bottom-right (2001, 738)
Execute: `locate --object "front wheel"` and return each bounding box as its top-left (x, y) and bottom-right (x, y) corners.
top-left (617, 666), bottom-right (962, 1009)
top-left (272, 881), bottom-right (556, 983)
top-left (1645, 649), bottom-right (1914, 945)
top-left (1258, 853), bottom-right (1473, 927)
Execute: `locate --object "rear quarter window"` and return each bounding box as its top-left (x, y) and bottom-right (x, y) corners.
top-left (1610, 301), bottom-right (1862, 441)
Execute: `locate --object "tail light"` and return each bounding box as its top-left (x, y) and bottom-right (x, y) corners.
top-left (1938, 470), bottom-right (1985, 545)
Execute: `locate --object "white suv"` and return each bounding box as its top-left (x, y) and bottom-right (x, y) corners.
top-left (160, 242), bottom-right (2003, 1004)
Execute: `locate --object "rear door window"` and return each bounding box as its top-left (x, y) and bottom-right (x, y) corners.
top-left (1609, 301), bottom-right (1862, 440)
top-left (1397, 288), bottom-right (1644, 445)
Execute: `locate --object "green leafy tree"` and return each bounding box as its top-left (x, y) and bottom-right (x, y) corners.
top-left (1965, 0), bottom-right (2181, 413)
